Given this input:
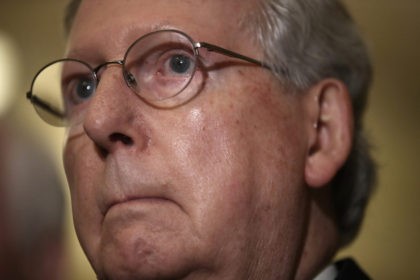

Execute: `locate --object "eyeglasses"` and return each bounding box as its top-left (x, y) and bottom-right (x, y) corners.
top-left (26, 29), bottom-right (270, 127)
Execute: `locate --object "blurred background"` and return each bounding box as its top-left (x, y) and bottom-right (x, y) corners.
top-left (0, 0), bottom-right (419, 279)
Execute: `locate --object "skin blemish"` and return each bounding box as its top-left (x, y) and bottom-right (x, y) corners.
top-left (237, 69), bottom-right (245, 76)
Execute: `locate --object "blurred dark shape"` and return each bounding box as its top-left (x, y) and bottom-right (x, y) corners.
top-left (0, 119), bottom-right (65, 280)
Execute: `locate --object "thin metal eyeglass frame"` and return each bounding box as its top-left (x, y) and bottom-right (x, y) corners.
top-left (26, 29), bottom-right (272, 124)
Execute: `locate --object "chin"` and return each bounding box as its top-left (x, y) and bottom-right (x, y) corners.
top-left (95, 235), bottom-right (191, 280)
top-left (90, 219), bottom-right (201, 280)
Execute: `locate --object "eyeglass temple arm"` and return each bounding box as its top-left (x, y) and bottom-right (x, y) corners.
top-left (195, 42), bottom-right (272, 70)
top-left (26, 92), bottom-right (65, 119)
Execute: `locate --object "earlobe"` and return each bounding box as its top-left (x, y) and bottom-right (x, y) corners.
top-left (304, 79), bottom-right (354, 188)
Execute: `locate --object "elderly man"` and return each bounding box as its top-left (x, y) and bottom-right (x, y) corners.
top-left (27, 0), bottom-right (376, 279)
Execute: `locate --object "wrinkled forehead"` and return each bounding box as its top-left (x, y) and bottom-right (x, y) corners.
top-left (68, 0), bottom-right (259, 56)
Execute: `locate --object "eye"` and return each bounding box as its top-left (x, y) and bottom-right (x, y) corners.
top-left (124, 43), bottom-right (198, 101)
top-left (62, 75), bottom-right (96, 109)
top-left (75, 78), bottom-right (95, 100)
top-left (149, 49), bottom-right (195, 80)
top-left (169, 54), bottom-right (192, 74)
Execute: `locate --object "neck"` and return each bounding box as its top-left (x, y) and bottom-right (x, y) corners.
top-left (295, 186), bottom-right (340, 280)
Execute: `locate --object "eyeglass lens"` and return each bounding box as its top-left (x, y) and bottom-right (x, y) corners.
top-left (29, 30), bottom-right (205, 127)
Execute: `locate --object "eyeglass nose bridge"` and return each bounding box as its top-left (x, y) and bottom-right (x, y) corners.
top-left (93, 60), bottom-right (123, 76)
top-left (93, 60), bottom-right (137, 89)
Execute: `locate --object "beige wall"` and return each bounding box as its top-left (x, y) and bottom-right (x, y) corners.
top-left (0, 1), bottom-right (419, 279)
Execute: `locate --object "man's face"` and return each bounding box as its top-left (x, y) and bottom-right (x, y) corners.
top-left (64, 0), bottom-right (312, 279)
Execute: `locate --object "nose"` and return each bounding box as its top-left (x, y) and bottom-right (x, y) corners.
top-left (82, 65), bottom-right (150, 156)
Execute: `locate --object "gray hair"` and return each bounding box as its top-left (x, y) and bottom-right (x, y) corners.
top-left (64, 0), bottom-right (376, 247)
top-left (251, 0), bottom-right (376, 246)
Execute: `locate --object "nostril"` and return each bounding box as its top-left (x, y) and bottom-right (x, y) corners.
top-left (109, 133), bottom-right (134, 145)
top-left (96, 145), bottom-right (108, 159)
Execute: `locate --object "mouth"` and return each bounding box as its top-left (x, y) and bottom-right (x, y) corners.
top-left (102, 196), bottom-right (172, 216)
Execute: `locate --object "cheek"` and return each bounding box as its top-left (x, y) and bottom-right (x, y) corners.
top-left (64, 137), bottom-right (97, 201)
top-left (166, 76), bottom-right (306, 231)
top-left (63, 136), bottom-right (103, 263)
top-left (162, 105), bottom-right (256, 237)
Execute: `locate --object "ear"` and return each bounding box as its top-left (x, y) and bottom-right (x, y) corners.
top-left (303, 79), bottom-right (354, 188)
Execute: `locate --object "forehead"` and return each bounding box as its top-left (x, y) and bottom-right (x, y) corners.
top-left (68, 0), bottom-right (257, 57)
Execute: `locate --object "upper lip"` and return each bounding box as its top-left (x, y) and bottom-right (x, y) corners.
top-left (97, 154), bottom-right (178, 217)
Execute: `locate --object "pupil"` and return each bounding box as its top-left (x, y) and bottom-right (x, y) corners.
top-left (170, 55), bottom-right (191, 74)
top-left (77, 79), bottom-right (94, 99)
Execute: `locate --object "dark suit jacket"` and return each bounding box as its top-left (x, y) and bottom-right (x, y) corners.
top-left (335, 258), bottom-right (371, 280)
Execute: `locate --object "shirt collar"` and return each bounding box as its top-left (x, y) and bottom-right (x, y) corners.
top-left (313, 264), bottom-right (338, 280)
